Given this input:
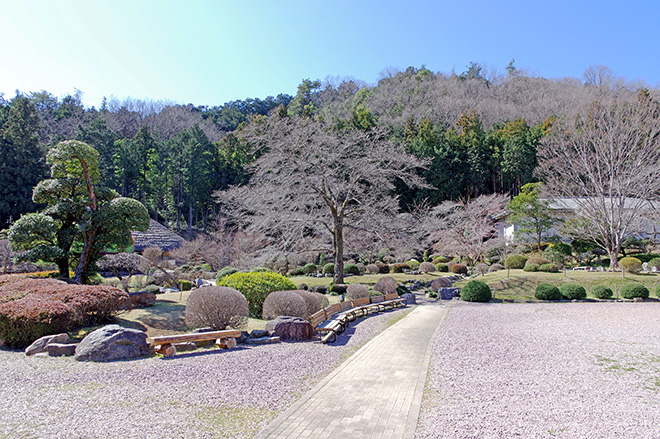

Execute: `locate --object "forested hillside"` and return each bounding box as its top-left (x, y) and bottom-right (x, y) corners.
top-left (1, 63), bottom-right (656, 233)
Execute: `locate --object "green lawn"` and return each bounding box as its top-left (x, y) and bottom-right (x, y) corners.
top-left (456, 269), bottom-right (660, 302)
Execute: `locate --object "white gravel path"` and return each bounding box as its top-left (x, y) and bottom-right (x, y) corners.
top-left (0, 307), bottom-right (410, 439)
top-left (416, 301), bottom-right (660, 439)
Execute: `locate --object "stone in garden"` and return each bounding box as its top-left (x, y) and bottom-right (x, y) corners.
top-left (174, 342), bottom-right (197, 352)
top-left (243, 336), bottom-right (281, 345)
top-left (128, 291), bottom-right (156, 307)
top-left (265, 316), bottom-right (315, 341)
top-left (430, 277), bottom-right (452, 291)
top-left (237, 331), bottom-right (250, 343)
top-left (250, 329), bottom-right (269, 339)
top-left (439, 287), bottom-right (460, 300)
top-left (47, 343), bottom-right (77, 357)
top-left (74, 325), bottom-right (152, 362)
top-left (25, 333), bottom-right (70, 356)
top-left (401, 293), bottom-right (416, 305)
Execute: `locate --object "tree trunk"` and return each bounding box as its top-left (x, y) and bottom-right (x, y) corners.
top-left (608, 249), bottom-right (619, 271)
top-left (333, 216), bottom-right (344, 284)
top-left (73, 231), bottom-right (95, 284)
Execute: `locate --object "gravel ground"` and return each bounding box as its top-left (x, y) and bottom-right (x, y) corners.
top-left (0, 307), bottom-right (410, 439)
top-left (416, 301), bottom-right (660, 439)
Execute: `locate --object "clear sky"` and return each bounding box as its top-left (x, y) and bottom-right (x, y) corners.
top-left (1, 0), bottom-right (659, 108)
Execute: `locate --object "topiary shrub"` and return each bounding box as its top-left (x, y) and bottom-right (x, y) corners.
top-left (185, 286), bottom-right (249, 330)
top-left (419, 262), bottom-right (435, 273)
top-left (535, 284), bottom-right (562, 301)
top-left (356, 263), bottom-right (367, 273)
top-left (619, 257), bottom-right (642, 274)
top-left (406, 259), bottom-right (420, 270)
top-left (451, 263), bottom-right (468, 275)
top-left (436, 263), bottom-right (449, 272)
top-left (179, 280), bottom-right (192, 291)
top-left (322, 263), bottom-right (335, 274)
top-left (432, 256), bottom-right (448, 264)
top-left (539, 263), bottom-right (559, 273)
top-left (219, 271), bottom-right (296, 318)
top-left (292, 290), bottom-right (328, 317)
top-left (346, 284), bottom-right (370, 300)
top-left (262, 290), bottom-right (307, 320)
top-left (366, 264), bottom-right (379, 274)
top-left (376, 262), bottom-right (391, 274)
top-left (592, 285), bottom-right (613, 300)
top-left (373, 276), bottom-right (398, 294)
top-left (303, 263), bottom-right (318, 274)
top-left (330, 284), bottom-right (347, 295)
top-left (143, 284), bottom-right (161, 294)
top-left (392, 263), bottom-right (410, 273)
top-left (474, 263), bottom-right (489, 275)
top-left (488, 263), bottom-right (504, 272)
top-left (216, 266), bottom-right (238, 283)
top-left (620, 283), bottom-right (649, 299)
top-left (523, 263), bottom-right (539, 272)
top-left (647, 258), bottom-right (660, 269)
top-left (559, 283), bottom-right (587, 300)
top-left (460, 280), bottom-right (492, 302)
top-left (655, 284), bottom-right (660, 298)
top-left (505, 255), bottom-right (528, 269)
top-left (526, 257), bottom-right (550, 267)
top-left (343, 263), bottom-right (360, 275)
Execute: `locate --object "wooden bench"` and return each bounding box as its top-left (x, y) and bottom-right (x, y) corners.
top-left (148, 329), bottom-right (242, 356)
top-left (383, 292), bottom-right (407, 309)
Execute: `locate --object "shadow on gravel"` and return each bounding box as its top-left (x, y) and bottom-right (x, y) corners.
top-left (328, 309), bottom-right (399, 347)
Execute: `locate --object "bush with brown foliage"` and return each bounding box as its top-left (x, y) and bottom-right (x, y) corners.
top-left (419, 262), bottom-right (436, 273)
top-left (262, 290), bottom-right (307, 320)
top-left (291, 290), bottom-right (328, 317)
top-left (184, 286), bottom-right (249, 330)
top-left (346, 284), bottom-right (370, 300)
top-left (373, 276), bottom-right (398, 295)
top-left (366, 264), bottom-right (379, 274)
top-left (451, 263), bottom-right (468, 274)
top-left (0, 275), bottom-right (130, 347)
top-left (391, 263), bottom-right (410, 273)
top-left (376, 262), bottom-right (391, 274)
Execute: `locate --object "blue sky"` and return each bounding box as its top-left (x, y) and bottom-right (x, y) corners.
top-left (2, 0), bottom-right (659, 108)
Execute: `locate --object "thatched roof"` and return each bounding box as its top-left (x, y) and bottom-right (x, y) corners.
top-left (132, 219), bottom-right (185, 252)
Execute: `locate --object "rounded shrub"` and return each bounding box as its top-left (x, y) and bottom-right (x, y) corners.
top-left (432, 256), bottom-right (448, 264)
top-left (179, 279), bottom-right (192, 291)
top-left (505, 255), bottom-right (528, 269)
top-left (184, 286), bottom-right (249, 330)
top-left (451, 263), bottom-right (468, 275)
top-left (250, 266), bottom-right (271, 273)
top-left (366, 264), bottom-right (379, 274)
top-left (647, 258), bottom-right (660, 269)
top-left (303, 263), bottom-right (318, 274)
top-left (292, 290), bottom-right (328, 316)
top-left (460, 280), bottom-right (492, 302)
top-left (373, 276), bottom-right (398, 294)
top-left (143, 284), bottom-right (161, 294)
top-left (322, 263), bottom-right (335, 274)
top-left (219, 271), bottom-right (296, 318)
top-left (356, 263), bottom-right (367, 273)
top-left (526, 257), bottom-right (550, 267)
top-left (535, 284), bottom-right (562, 301)
top-left (419, 262), bottom-right (436, 273)
top-left (262, 290), bottom-right (307, 320)
top-left (343, 263), bottom-right (360, 275)
top-left (559, 283), bottom-right (587, 300)
top-left (216, 266), bottom-right (238, 283)
top-left (523, 264), bottom-right (539, 272)
top-left (406, 259), bottom-right (420, 270)
top-left (488, 263), bottom-right (504, 272)
top-left (436, 263), bottom-right (449, 272)
top-left (376, 262), bottom-right (391, 274)
top-left (539, 263), bottom-right (559, 273)
top-left (620, 283), bottom-right (649, 299)
top-left (392, 263), bottom-right (410, 273)
top-left (619, 257), bottom-right (642, 274)
top-left (592, 285), bottom-right (613, 300)
top-left (474, 263), bottom-right (489, 275)
top-left (346, 284), bottom-right (370, 300)
top-left (655, 284), bottom-right (660, 298)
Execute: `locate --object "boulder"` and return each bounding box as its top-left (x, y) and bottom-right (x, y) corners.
top-left (265, 316), bottom-right (315, 341)
top-left (25, 333), bottom-right (70, 356)
top-left (250, 329), bottom-right (269, 339)
top-left (75, 325), bottom-right (152, 362)
top-left (173, 342), bottom-right (197, 352)
top-left (237, 331), bottom-right (250, 343)
top-left (401, 293), bottom-right (416, 305)
top-left (430, 277), bottom-right (452, 291)
top-left (439, 287), bottom-right (460, 300)
top-left (128, 291), bottom-right (156, 307)
top-left (47, 343), bottom-right (77, 357)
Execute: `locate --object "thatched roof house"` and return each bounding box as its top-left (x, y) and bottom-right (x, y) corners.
top-left (132, 219), bottom-right (185, 253)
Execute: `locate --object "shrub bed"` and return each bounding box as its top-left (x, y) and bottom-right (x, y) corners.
top-left (460, 280), bottom-right (492, 302)
top-left (185, 286), bottom-right (249, 330)
top-left (219, 272), bottom-right (296, 318)
top-left (436, 263), bottom-right (449, 272)
top-left (620, 283), bottom-right (649, 299)
top-left (559, 283), bottom-right (587, 300)
top-left (539, 263), bottom-right (559, 273)
top-left (619, 257), bottom-right (642, 274)
top-left (523, 263), bottom-right (539, 272)
top-left (535, 284), bottom-right (562, 301)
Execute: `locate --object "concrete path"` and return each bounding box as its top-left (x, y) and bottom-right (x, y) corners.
top-left (255, 301), bottom-right (451, 439)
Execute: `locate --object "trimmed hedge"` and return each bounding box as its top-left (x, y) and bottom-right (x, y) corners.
top-left (436, 263), bottom-right (449, 272)
top-left (419, 262), bottom-right (435, 273)
top-left (460, 280), bottom-right (492, 302)
top-left (302, 263), bottom-right (318, 274)
top-left (535, 284), bottom-right (562, 301)
top-left (219, 272), bottom-right (296, 318)
top-left (322, 263), bottom-right (335, 274)
top-left (620, 283), bottom-right (649, 299)
top-left (539, 263), bottom-right (559, 273)
top-left (592, 285), bottom-right (613, 300)
top-left (451, 263), bottom-right (468, 274)
top-left (620, 257), bottom-right (642, 274)
top-left (559, 283), bottom-right (587, 300)
top-left (391, 263), bottom-right (410, 273)
top-left (505, 255), bottom-right (528, 269)
top-left (523, 263), bottom-right (539, 272)
top-left (343, 263), bottom-right (360, 275)
top-left (185, 286), bottom-right (249, 330)
top-left (262, 290), bottom-right (306, 320)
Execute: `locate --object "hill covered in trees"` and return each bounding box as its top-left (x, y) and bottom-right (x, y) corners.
top-left (1, 62), bottom-right (656, 234)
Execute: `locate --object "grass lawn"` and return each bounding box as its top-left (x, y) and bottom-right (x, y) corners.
top-left (288, 272), bottom-right (443, 287)
top-left (456, 269), bottom-right (660, 302)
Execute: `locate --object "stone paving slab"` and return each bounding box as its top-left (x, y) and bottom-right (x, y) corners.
top-left (255, 302), bottom-right (451, 439)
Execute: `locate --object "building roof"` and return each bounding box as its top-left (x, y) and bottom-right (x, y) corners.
top-left (132, 219), bottom-right (185, 252)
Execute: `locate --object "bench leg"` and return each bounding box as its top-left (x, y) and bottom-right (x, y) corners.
top-left (216, 338), bottom-right (237, 349)
top-left (155, 343), bottom-right (176, 356)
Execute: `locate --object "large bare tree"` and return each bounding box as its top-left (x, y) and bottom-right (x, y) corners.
top-left (215, 116), bottom-right (427, 283)
top-left (538, 93), bottom-right (660, 269)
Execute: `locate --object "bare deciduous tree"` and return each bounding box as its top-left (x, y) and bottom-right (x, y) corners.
top-left (538, 94), bottom-right (660, 269)
top-left (216, 117), bottom-right (427, 283)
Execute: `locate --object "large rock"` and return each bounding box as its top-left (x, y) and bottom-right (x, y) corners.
top-left (128, 291), bottom-right (156, 307)
top-left (75, 325), bottom-right (152, 362)
top-left (430, 277), bottom-right (452, 291)
top-left (265, 316), bottom-right (315, 341)
top-left (401, 293), bottom-right (416, 305)
top-left (439, 287), bottom-right (460, 300)
top-left (47, 343), bottom-right (77, 357)
top-left (25, 333), bottom-right (70, 356)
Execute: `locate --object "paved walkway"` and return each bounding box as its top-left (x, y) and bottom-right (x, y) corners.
top-left (255, 301), bottom-right (451, 439)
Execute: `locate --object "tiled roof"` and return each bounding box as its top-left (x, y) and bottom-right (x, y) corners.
top-left (132, 219), bottom-right (185, 252)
